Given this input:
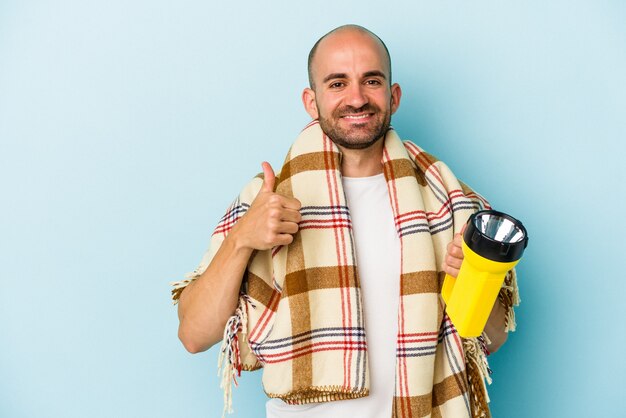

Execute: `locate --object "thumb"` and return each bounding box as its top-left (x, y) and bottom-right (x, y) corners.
top-left (261, 161), bottom-right (276, 192)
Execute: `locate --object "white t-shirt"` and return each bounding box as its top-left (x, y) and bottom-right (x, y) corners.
top-left (266, 173), bottom-right (401, 418)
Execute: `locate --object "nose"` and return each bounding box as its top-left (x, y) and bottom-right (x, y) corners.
top-left (345, 83), bottom-right (368, 109)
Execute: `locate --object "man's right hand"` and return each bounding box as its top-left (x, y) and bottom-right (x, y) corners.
top-left (177, 161), bottom-right (302, 353)
top-left (231, 162), bottom-right (302, 250)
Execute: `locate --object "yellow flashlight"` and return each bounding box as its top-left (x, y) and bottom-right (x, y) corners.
top-left (441, 210), bottom-right (529, 338)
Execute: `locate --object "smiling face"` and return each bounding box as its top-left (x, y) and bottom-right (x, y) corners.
top-left (303, 28), bottom-right (401, 150)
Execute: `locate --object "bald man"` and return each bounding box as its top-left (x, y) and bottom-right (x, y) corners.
top-left (174, 25), bottom-right (512, 418)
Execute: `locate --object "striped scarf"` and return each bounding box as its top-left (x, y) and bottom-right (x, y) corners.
top-left (172, 122), bottom-right (519, 418)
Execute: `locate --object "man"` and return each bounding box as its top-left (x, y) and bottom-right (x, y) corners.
top-left (173, 25), bottom-right (517, 418)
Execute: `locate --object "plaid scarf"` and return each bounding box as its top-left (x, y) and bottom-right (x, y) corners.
top-left (172, 121), bottom-right (519, 418)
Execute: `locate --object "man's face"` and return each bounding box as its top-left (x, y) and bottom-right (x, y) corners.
top-left (303, 30), bottom-right (401, 150)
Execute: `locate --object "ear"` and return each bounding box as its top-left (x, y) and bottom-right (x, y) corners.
top-left (390, 83), bottom-right (402, 115)
top-left (302, 88), bottom-right (319, 120)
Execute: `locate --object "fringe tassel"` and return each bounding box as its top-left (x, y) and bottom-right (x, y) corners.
top-left (464, 337), bottom-right (492, 418)
top-left (170, 278), bottom-right (195, 304)
top-left (505, 306), bottom-right (517, 333)
top-left (170, 266), bottom-right (208, 304)
top-left (217, 294), bottom-right (254, 418)
top-left (499, 270), bottom-right (521, 332)
top-left (465, 337), bottom-right (492, 386)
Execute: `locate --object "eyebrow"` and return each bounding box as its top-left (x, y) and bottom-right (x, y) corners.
top-left (363, 70), bottom-right (387, 80)
top-left (322, 70), bottom-right (387, 84)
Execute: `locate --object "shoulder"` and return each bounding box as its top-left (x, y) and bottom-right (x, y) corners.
top-left (236, 170), bottom-right (283, 203)
top-left (237, 174), bottom-right (263, 203)
top-left (401, 140), bottom-right (458, 182)
top-left (401, 140), bottom-right (487, 201)
top-left (401, 140), bottom-right (444, 171)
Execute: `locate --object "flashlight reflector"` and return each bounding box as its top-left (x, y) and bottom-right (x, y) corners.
top-left (475, 212), bottom-right (525, 244)
top-left (465, 210), bottom-right (528, 263)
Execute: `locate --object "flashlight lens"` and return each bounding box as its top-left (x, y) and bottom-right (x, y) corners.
top-left (474, 213), bottom-right (525, 244)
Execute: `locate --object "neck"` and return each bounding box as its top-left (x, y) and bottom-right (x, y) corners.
top-left (337, 138), bottom-right (384, 177)
top-left (339, 137), bottom-right (385, 177)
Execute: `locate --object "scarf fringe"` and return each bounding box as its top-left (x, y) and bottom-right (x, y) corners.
top-left (500, 270), bottom-right (520, 332)
top-left (267, 385), bottom-right (370, 404)
top-left (464, 337), bottom-right (493, 418)
top-left (171, 266), bottom-right (207, 304)
top-left (170, 278), bottom-right (194, 304)
top-left (217, 294), bottom-right (254, 418)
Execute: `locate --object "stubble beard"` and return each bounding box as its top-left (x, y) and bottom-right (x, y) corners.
top-left (317, 103), bottom-right (391, 150)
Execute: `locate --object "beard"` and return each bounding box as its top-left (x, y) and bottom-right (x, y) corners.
top-left (317, 102), bottom-right (391, 150)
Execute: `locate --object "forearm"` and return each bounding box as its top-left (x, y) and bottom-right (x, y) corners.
top-left (483, 297), bottom-right (508, 353)
top-left (177, 227), bottom-right (253, 354)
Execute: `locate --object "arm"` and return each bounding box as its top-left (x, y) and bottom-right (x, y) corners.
top-left (177, 231), bottom-right (253, 354)
top-left (177, 162), bottom-right (302, 354)
top-left (442, 230), bottom-right (508, 353)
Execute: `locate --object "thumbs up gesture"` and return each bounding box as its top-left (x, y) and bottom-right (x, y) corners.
top-left (231, 162), bottom-right (302, 250)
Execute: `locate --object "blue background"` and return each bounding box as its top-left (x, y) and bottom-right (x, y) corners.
top-left (1, 1), bottom-right (624, 417)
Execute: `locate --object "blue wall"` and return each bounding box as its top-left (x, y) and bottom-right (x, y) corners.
top-left (1, 1), bottom-right (624, 417)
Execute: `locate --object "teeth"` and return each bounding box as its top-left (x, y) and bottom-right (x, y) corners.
top-left (344, 114), bottom-right (369, 119)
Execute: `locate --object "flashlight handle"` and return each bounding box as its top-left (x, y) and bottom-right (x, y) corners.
top-left (441, 274), bottom-right (456, 305)
top-left (443, 256), bottom-right (516, 337)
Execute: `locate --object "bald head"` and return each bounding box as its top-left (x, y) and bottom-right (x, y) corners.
top-left (307, 25), bottom-right (392, 89)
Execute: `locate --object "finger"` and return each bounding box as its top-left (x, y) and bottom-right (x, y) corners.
top-left (448, 240), bottom-right (463, 258)
top-left (282, 197), bottom-right (302, 211)
top-left (274, 233), bottom-right (295, 246)
top-left (444, 265), bottom-right (460, 279)
top-left (280, 208), bottom-right (302, 223)
top-left (446, 254), bottom-right (463, 270)
top-left (277, 221), bottom-right (299, 234)
top-left (461, 222), bottom-right (468, 234)
top-left (261, 161), bottom-right (276, 193)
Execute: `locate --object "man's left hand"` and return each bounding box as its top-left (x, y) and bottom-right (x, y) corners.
top-left (442, 224), bottom-right (509, 352)
top-left (442, 226), bottom-right (466, 278)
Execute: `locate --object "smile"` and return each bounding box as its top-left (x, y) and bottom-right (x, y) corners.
top-left (341, 113), bottom-right (373, 120)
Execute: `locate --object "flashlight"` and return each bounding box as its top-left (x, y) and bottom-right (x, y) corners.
top-left (441, 210), bottom-right (529, 338)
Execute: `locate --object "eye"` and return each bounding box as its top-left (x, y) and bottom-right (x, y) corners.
top-left (365, 79), bottom-right (382, 85)
top-left (329, 81), bottom-right (345, 88)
